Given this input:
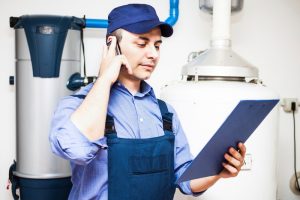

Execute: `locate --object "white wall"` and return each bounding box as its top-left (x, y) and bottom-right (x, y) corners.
top-left (1, 0), bottom-right (300, 199)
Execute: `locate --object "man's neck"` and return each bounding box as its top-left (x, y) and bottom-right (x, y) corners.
top-left (118, 75), bottom-right (141, 95)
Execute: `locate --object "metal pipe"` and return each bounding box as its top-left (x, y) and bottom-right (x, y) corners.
top-left (211, 0), bottom-right (231, 47)
top-left (85, 0), bottom-right (179, 28)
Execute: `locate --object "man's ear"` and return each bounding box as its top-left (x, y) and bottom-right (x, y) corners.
top-left (106, 34), bottom-right (112, 46)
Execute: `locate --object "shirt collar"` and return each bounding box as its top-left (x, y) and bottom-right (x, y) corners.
top-left (113, 80), bottom-right (155, 98)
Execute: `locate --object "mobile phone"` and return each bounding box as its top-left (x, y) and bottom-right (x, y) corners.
top-left (106, 39), bottom-right (125, 69)
top-left (106, 40), bottom-right (122, 55)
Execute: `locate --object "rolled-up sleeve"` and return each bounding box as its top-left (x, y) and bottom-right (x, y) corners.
top-left (167, 105), bottom-right (204, 196)
top-left (49, 95), bottom-right (107, 165)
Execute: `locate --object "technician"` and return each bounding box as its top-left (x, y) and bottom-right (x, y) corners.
top-left (49, 3), bottom-right (246, 200)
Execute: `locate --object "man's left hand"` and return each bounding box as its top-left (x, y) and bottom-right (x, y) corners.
top-left (219, 142), bottom-right (246, 178)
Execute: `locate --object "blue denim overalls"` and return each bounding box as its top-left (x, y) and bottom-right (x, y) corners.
top-left (105, 99), bottom-right (176, 200)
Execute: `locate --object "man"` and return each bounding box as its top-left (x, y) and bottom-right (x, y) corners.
top-left (49, 3), bottom-right (246, 200)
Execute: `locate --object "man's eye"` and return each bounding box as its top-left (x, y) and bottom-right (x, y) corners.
top-left (137, 43), bottom-right (146, 47)
top-left (155, 46), bottom-right (160, 50)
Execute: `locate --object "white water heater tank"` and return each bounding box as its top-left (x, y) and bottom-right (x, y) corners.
top-left (160, 80), bottom-right (279, 200)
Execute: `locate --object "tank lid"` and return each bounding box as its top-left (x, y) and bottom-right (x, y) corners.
top-left (11, 15), bottom-right (85, 30)
top-left (182, 46), bottom-right (258, 78)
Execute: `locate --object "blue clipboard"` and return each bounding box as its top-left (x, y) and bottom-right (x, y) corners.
top-left (176, 99), bottom-right (279, 183)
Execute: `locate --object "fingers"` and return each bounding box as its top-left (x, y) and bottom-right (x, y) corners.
top-left (107, 36), bottom-right (132, 74)
top-left (100, 36), bottom-right (123, 76)
top-left (101, 45), bottom-right (108, 59)
top-left (229, 147), bottom-right (243, 163)
top-left (224, 153), bottom-right (241, 168)
top-left (238, 142), bottom-right (246, 158)
top-left (120, 55), bottom-right (133, 75)
top-left (228, 143), bottom-right (246, 162)
top-left (107, 36), bottom-right (117, 57)
top-left (99, 36), bottom-right (117, 75)
top-left (99, 36), bottom-right (132, 80)
top-left (224, 143), bottom-right (246, 170)
top-left (220, 143), bottom-right (247, 178)
top-left (222, 152), bottom-right (241, 177)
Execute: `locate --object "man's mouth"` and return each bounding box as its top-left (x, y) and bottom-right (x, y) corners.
top-left (140, 63), bottom-right (155, 69)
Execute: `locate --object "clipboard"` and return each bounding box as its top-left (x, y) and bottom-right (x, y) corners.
top-left (176, 99), bottom-right (279, 183)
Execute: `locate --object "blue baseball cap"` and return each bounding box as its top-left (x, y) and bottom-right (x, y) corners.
top-left (107, 4), bottom-right (173, 37)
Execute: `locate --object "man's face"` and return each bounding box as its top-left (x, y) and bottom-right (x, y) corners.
top-left (118, 27), bottom-right (162, 81)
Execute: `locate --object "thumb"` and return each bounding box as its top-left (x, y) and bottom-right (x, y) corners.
top-left (120, 55), bottom-right (133, 75)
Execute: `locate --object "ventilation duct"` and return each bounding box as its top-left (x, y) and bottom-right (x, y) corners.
top-left (182, 0), bottom-right (258, 81)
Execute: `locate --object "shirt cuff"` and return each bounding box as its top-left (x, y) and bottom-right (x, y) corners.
top-left (67, 119), bottom-right (108, 149)
top-left (57, 119), bottom-right (107, 152)
top-left (178, 180), bottom-right (205, 197)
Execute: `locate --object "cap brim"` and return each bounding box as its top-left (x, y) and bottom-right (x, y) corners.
top-left (121, 20), bottom-right (173, 37)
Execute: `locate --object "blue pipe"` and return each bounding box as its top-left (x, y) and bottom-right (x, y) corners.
top-left (84, 19), bottom-right (108, 28)
top-left (85, 0), bottom-right (179, 28)
top-left (165, 0), bottom-right (179, 26)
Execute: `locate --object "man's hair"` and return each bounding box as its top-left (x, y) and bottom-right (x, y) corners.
top-left (106, 29), bottom-right (123, 43)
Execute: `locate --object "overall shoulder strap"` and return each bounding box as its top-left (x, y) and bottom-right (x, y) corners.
top-left (157, 99), bottom-right (173, 132)
top-left (105, 115), bottom-right (116, 134)
top-left (71, 94), bottom-right (116, 134)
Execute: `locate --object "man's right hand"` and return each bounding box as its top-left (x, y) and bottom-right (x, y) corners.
top-left (98, 36), bottom-right (132, 85)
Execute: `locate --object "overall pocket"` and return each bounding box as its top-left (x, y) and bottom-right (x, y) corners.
top-left (129, 155), bottom-right (173, 200)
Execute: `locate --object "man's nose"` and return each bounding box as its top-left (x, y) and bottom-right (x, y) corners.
top-left (146, 45), bottom-right (159, 59)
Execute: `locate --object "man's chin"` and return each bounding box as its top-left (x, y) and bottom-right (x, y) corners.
top-left (125, 73), bottom-right (151, 81)
top-left (137, 75), bottom-right (151, 81)
top-left (135, 72), bottom-right (153, 80)
top-left (143, 76), bottom-right (151, 80)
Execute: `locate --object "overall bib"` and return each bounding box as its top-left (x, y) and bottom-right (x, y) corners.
top-left (105, 99), bottom-right (176, 200)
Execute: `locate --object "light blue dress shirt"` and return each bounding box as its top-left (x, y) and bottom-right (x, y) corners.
top-left (49, 81), bottom-right (197, 200)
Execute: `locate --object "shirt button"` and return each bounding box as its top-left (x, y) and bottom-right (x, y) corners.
top-left (139, 118), bottom-right (144, 122)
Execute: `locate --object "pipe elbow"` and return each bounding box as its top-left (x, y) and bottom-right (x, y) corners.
top-left (165, 0), bottom-right (179, 26)
top-left (85, 0), bottom-right (179, 28)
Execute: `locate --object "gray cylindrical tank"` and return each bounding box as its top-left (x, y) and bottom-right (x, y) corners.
top-left (11, 15), bottom-right (84, 199)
